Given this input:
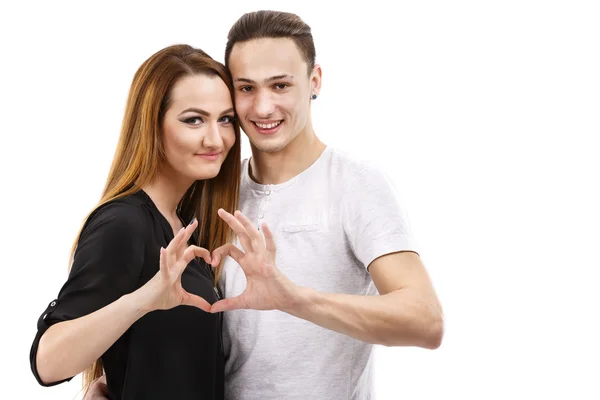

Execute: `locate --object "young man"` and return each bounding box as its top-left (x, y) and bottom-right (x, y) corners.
top-left (214, 10), bottom-right (443, 400)
top-left (85, 10), bottom-right (443, 400)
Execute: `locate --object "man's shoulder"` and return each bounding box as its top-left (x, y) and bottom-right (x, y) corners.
top-left (327, 147), bottom-right (390, 184)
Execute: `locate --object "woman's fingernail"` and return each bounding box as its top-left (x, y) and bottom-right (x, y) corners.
top-left (189, 218), bottom-right (197, 226)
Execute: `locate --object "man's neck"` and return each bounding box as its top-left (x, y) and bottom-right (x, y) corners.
top-left (249, 132), bottom-right (326, 185)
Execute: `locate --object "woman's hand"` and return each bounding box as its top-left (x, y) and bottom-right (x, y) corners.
top-left (136, 219), bottom-right (213, 313)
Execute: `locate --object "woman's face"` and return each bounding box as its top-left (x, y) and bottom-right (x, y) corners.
top-left (161, 74), bottom-right (236, 183)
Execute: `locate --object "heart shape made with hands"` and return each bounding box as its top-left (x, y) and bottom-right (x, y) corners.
top-left (160, 208), bottom-right (298, 315)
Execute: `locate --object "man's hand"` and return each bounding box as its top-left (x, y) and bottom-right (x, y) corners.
top-left (209, 209), bottom-right (300, 313)
top-left (83, 374), bottom-right (108, 400)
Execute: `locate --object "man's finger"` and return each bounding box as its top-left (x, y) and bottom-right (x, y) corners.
top-left (235, 210), bottom-right (264, 247)
top-left (261, 222), bottom-right (277, 255)
top-left (218, 209), bottom-right (254, 252)
top-left (211, 243), bottom-right (244, 267)
top-left (210, 296), bottom-right (245, 313)
top-left (83, 373), bottom-right (108, 399)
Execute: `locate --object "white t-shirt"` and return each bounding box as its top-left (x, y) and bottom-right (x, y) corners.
top-left (220, 146), bottom-right (417, 400)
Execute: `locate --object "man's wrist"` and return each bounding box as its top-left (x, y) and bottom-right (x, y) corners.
top-left (280, 284), bottom-right (317, 316)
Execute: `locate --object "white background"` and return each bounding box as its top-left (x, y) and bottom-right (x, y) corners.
top-left (1, 0), bottom-right (599, 399)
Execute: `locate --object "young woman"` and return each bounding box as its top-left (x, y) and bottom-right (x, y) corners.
top-left (29, 44), bottom-right (240, 399)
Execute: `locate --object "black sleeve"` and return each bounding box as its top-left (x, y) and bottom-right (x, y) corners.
top-left (30, 201), bottom-right (148, 386)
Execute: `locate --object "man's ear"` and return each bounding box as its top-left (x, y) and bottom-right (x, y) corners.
top-left (310, 64), bottom-right (322, 98)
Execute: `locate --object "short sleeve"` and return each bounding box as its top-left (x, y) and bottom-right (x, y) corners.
top-left (342, 164), bottom-right (417, 270)
top-left (30, 201), bottom-right (148, 386)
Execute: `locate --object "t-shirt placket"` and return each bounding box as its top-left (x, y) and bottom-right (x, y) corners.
top-left (256, 186), bottom-right (273, 228)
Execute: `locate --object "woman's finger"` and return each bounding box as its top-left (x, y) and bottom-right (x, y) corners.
top-left (191, 245), bottom-right (212, 265)
top-left (178, 245), bottom-right (212, 275)
top-left (181, 290), bottom-right (211, 312)
top-left (159, 247), bottom-right (169, 279)
top-left (177, 218), bottom-right (198, 254)
top-left (165, 226), bottom-right (185, 266)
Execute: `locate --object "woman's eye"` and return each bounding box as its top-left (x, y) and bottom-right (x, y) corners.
top-left (220, 115), bottom-right (235, 124)
top-left (184, 117), bottom-right (203, 125)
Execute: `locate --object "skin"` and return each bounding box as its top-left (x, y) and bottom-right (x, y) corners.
top-left (229, 38), bottom-right (325, 185)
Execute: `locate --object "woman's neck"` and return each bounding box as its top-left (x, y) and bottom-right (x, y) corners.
top-left (142, 170), bottom-right (193, 233)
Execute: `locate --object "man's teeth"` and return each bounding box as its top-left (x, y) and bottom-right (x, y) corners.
top-left (255, 121), bottom-right (281, 129)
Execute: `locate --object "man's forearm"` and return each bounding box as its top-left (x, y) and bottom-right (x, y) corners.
top-left (283, 287), bottom-right (443, 348)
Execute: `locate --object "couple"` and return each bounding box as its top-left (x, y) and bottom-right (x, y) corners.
top-left (30, 10), bottom-right (444, 400)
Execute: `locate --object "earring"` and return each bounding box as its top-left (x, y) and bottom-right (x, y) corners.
top-left (311, 94), bottom-right (317, 100)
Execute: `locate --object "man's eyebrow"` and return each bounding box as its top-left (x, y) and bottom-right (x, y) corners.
top-left (234, 75), bottom-right (295, 84)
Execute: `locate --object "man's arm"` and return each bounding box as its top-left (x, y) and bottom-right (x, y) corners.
top-left (210, 210), bottom-right (444, 349)
top-left (82, 375), bottom-right (108, 400)
top-left (283, 251), bottom-right (443, 348)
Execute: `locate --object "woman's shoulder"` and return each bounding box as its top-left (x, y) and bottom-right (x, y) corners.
top-left (84, 191), bottom-right (152, 236)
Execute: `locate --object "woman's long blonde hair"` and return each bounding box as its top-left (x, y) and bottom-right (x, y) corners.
top-left (74, 44), bottom-right (240, 393)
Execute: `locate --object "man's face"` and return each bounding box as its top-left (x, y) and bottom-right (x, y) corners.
top-left (228, 38), bottom-right (319, 153)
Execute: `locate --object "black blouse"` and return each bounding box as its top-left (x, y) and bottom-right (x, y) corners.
top-left (29, 190), bottom-right (224, 399)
